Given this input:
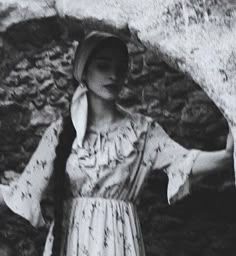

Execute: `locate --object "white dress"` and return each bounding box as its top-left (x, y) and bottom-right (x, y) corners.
top-left (0, 113), bottom-right (200, 256)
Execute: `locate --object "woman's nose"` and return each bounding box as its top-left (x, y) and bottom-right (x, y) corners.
top-left (109, 68), bottom-right (119, 81)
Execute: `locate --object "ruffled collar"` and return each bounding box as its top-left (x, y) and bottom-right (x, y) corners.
top-left (72, 113), bottom-right (147, 169)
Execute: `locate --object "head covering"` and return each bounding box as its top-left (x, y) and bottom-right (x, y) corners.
top-left (71, 31), bottom-right (128, 147)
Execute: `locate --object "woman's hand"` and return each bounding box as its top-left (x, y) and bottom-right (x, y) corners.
top-left (225, 127), bottom-right (234, 156)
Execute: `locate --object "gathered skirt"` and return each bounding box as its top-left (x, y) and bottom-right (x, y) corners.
top-left (43, 197), bottom-right (146, 256)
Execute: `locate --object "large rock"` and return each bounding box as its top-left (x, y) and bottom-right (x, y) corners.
top-left (0, 0), bottom-right (235, 176)
top-left (0, 0), bottom-right (55, 32)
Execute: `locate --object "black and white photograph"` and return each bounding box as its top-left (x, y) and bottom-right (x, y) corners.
top-left (0, 0), bottom-right (235, 255)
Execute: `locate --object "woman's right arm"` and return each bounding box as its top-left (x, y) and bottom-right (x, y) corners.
top-left (0, 189), bottom-right (5, 206)
top-left (0, 118), bottom-right (63, 227)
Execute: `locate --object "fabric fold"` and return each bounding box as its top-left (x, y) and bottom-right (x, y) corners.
top-left (166, 149), bottom-right (201, 204)
top-left (0, 184), bottom-right (45, 227)
top-left (71, 84), bottom-right (88, 147)
top-left (75, 117), bottom-right (141, 170)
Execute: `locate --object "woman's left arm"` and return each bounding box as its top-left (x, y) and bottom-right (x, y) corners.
top-left (192, 128), bottom-right (234, 178)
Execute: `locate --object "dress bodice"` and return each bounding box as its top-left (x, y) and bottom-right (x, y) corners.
top-left (65, 113), bottom-right (150, 202)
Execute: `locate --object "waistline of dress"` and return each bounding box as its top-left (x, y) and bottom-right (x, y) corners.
top-left (65, 196), bottom-right (135, 207)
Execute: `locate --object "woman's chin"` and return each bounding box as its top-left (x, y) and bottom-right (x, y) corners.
top-left (89, 89), bottom-right (120, 102)
top-left (102, 94), bottom-right (118, 101)
top-left (98, 92), bottom-right (119, 101)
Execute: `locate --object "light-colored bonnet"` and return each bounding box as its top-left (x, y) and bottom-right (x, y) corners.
top-left (71, 31), bottom-right (127, 147)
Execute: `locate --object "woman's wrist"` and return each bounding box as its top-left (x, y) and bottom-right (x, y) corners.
top-left (223, 149), bottom-right (234, 167)
top-left (192, 149), bottom-right (233, 178)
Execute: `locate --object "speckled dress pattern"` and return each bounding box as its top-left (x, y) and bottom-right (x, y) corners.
top-left (0, 113), bottom-right (200, 256)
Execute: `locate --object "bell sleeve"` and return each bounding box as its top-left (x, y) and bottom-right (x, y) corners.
top-left (0, 118), bottom-right (63, 227)
top-left (148, 121), bottom-right (201, 204)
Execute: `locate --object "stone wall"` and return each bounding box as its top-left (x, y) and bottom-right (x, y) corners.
top-left (0, 18), bottom-right (235, 255)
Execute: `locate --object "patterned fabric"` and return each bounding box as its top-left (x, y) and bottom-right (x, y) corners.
top-left (0, 113), bottom-right (200, 256)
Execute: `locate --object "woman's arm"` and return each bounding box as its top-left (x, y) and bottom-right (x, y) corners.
top-left (192, 128), bottom-right (234, 178)
top-left (0, 191), bottom-right (6, 206)
top-left (0, 118), bottom-right (63, 226)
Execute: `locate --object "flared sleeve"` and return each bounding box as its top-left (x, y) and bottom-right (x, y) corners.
top-left (0, 118), bottom-right (63, 227)
top-left (147, 120), bottom-right (201, 204)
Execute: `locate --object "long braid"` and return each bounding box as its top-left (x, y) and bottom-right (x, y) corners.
top-left (51, 114), bottom-right (76, 256)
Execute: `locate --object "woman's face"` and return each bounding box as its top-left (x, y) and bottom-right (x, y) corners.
top-left (83, 44), bottom-right (128, 101)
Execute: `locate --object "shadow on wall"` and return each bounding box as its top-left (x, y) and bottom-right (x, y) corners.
top-left (0, 17), bottom-right (235, 256)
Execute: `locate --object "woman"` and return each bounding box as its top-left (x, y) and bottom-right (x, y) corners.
top-left (0, 31), bottom-right (234, 256)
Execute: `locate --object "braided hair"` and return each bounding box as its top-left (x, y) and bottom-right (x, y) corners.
top-left (51, 114), bottom-right (76, 256)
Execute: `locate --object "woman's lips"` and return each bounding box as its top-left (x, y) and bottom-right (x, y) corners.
top-left (104, 83), bottom-right (120, 92)
top-left (104, 83), bottom-right (117, 87)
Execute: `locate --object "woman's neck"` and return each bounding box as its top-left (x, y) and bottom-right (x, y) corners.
top-left (87, 92), bottom-right (121, 129)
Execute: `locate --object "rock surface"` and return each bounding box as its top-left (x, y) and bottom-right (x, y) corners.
top-left (0, 0), bottom-right (55, 32)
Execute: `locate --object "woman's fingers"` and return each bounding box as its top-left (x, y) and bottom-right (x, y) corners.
top-left (226, 127), bottom-right (234, 154)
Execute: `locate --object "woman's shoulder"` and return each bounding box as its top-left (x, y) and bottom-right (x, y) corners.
top-left (127, 111), bottom-right (155, 130)
top-left (43, 116), bottom-right (64, 138)
top-left (125, 112), bottom-right (167, 141)
top-left (51, 116), bottom-right (64, 128)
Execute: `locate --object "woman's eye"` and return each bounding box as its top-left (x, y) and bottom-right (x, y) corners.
top-left (95, 61), bottom-right (127, 76)
top-left (117, 67), bottom-right (127, 74)
top-left (96, 62), bottom-right (110, 70)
